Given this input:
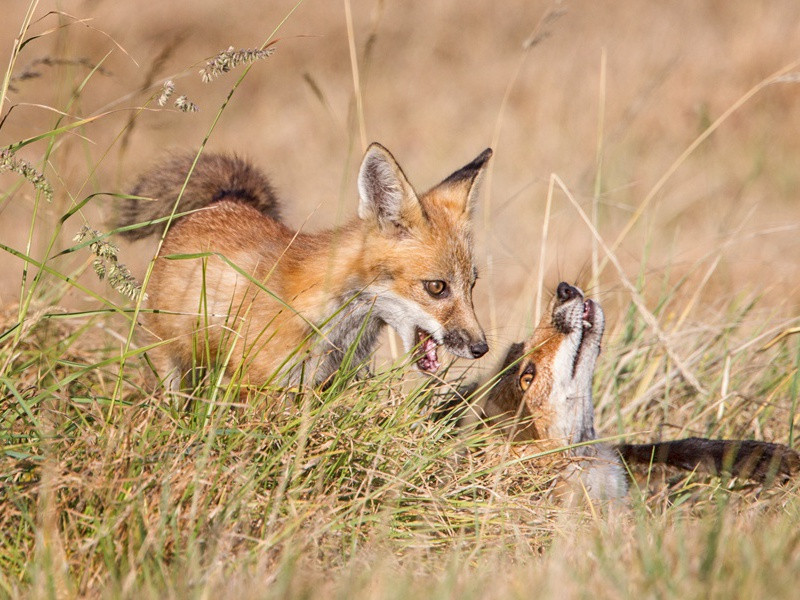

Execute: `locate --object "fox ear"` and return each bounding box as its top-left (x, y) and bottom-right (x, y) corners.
top-left (431, 148), bottom-right (493, 216)
top-left (357, 143), bottom-right (420, 231)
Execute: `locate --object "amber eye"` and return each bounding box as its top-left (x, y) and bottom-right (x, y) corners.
top-left (519, 365), bottom-right (536, 391)
top-left (423, 280), bottom-right (448, 297)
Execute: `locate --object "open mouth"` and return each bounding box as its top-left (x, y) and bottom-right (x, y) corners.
top-left (571, 300), bottom-right (596, 377)
top-left (582, 300), bottom-right (594, 330)
top-left (414, 327), bottom-right (441, 373)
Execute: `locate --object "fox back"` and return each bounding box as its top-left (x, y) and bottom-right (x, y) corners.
top-left (118, 153), bottom-right (280, 240)
top-left (118, 145), bottom-right (492, 390)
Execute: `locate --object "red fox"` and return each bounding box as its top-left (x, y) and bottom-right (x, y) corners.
top-left (117, 145), bottom-right (492, 389)
top-left (458, 282), bottom-right (799, 501)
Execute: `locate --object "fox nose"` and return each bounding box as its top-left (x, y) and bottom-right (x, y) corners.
top-left (557, 282), bottom-right (580, 302)
top-left (469, 340), bottom-right (489, 358)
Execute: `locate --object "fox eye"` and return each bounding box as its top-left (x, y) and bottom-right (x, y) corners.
top-left (519, 365), bottom-right (536, 391)
top-left (423, 280), bottom-right (448, 298)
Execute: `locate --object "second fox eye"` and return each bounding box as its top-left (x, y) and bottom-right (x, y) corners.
top-left (423, 280), bottom-right (448, 298)
top-left (519, 365), bottom-right (536, 391)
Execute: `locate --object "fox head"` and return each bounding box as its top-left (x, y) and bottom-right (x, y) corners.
top-left (484, 282), bottom-right (604, 443)
top-left (356, 143), bottom-right (491, 373)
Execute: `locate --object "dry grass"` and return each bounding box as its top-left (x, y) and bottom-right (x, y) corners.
top-left (2, 0), bottom-right (800, 598)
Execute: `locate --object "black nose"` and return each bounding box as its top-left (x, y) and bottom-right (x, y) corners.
top-left (556, 282), bottom-right (578, 302)
top-left (469, 341), bottom-right (489, 358)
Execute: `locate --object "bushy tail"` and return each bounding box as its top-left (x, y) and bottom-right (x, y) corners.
top-left (616, 437), bottom-right (800, 483)
top-left (116, 152), bottom-right (280, 240)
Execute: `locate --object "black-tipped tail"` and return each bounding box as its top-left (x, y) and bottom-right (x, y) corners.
top-left (616, 437), bottom-right (800, 483)
top-left (117, 152), bottom-right (280, 240)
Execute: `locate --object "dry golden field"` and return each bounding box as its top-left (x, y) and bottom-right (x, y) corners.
top-left (3, 1), bottom-right (800, 333)
top-left (2, 1), bottom-right (800, 598)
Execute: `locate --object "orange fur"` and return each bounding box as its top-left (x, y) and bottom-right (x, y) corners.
top-left (472, 299), bottom-right (572, 445)
top-left (120, 145), bottom-right (493, 389)
top-left (465, 283), bottom-right (799, 503)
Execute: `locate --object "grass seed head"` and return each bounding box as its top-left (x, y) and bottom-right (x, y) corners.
top-left (74, 225), bottom-right (146, 301)
top-left (174, 94), bottom-right (199, 112)
top-left (157, 79), bottom-right (175, 106)
top-left (0, 148), bottom-right (54, 202)
top-left (199, 45), bottom-right (275, 82)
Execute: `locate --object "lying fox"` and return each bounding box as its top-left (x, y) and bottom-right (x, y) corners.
top-left (118, 144), bottom-right (491, 389)
top-left (459, 282), bottom-right (799, 501)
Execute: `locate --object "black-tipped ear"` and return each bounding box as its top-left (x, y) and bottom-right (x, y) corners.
top-left (433, 148), bottom-right (493, 215)
top-left (500, 341), bottom-right (524, 375)
top-left (441, 148), bottom-right (493, 187)
top-left (357, 143), bottom-right (419, 230)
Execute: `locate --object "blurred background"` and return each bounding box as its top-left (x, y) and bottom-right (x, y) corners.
top-left (1, 0), bottom-right (799, 366)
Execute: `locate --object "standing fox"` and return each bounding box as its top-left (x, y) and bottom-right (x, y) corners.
top-left (458, 282), bottom-right (799, 501)
top-left (118, 144), bottom-right (491, 389)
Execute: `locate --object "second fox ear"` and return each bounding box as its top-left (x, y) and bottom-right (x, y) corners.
top-left (357, 143), bottom-right (421, 232)
top-left (430, 148), bottom-right (493, 216)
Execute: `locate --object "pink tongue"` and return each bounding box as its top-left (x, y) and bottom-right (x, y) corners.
top-left (424, 338), bottom-right (436, 360)
top-left (419, 338), bottom-right (440, 372)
